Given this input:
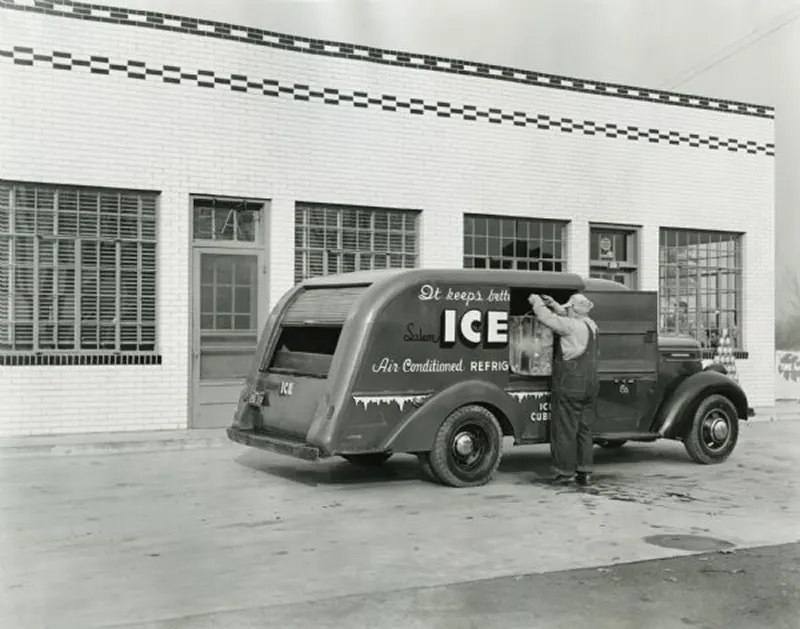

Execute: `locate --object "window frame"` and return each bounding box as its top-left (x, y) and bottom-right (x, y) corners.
top-left (293, 201), bottom-right (421, 284)
top-left (658, 227), bottom-right (744, 351)
top-left (191, 195), bottom-right (267, 248)
top-left (0, 180), bottom-right (160, 357)
top-left (588, 222), bottom-right (640, 288)
top-left (463, 214), bottom-right (569, 271)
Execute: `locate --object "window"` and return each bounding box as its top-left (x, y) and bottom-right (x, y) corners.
top-left (589, 224), bottom-right (639, 288)
top-left (0, 181), bottom-right (158, 354)
top-left (294, 202), bottom-right (419, 283)
top-left (463, 215), bottom-right (567, 271)
top-left (192, 197), bottom-right (263, 243)
top-left (659, 228), bottom-right (743, 349)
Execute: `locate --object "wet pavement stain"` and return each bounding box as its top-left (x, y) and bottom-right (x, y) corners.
top-left (643, 534), bottom-right (735, 552)
top-left (665, 491), bottom-right (698, 502)
top-left (219, 519), bottom-right (282, 530)
top-left (528, 472), bottom-right (713, 508)
top-left (484, 494), bottom-right (515, 501)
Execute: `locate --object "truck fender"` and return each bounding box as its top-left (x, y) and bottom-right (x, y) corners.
top-left (655, 370), bottom-right (749, 439)
top-left (703, 362), bottom-right (728, 375)
top-left (380, 379), bottom-right (521, 454)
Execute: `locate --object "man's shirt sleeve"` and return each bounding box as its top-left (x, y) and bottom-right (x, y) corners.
top-left (532, 302), bottom-right (576, 336)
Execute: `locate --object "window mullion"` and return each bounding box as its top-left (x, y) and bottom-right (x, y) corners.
top-left (370, 211), bottom-right (375, 270)
top-left (53, 190), bottom-right (59, 349)
top-left (8, 187), bottom-right (16, 350)
top-left (137, 196), bottom-right (143, 349)
top-left (33, 233), bottom-right (40, 351)
top-left (337, 211), bottom-right (343, 274)
top-left (115, 239), bottom-right (121, 352)
top-left (74, 237), bottom-right (82, 351)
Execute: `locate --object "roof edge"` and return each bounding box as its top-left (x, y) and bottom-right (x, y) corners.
top-left (0, 0), bottom-right (775, 119)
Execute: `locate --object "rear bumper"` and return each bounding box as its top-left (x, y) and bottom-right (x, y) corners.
top-left (226, 427), bottom-right (323, 461)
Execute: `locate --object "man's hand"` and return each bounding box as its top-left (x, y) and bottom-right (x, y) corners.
top-left (542, 294), bottom-right (567, 316)
top-left (528, 293), bottom-right (544, 309)
top-left (542, 295), bottom-right (558, 309)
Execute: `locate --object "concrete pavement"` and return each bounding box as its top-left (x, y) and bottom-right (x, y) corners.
top-left (112, 542), bottom-right (800, 629)
top-left (1, 421), bottom-right (798, 628)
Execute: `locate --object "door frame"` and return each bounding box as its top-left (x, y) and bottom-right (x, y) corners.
top-left (187, 195), bottom-right (270, 429)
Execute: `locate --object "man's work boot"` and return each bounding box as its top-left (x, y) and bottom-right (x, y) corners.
top-left (546, 473), bottom-right (574, 485)
top-left (575, 471), bottom-right (591, 486)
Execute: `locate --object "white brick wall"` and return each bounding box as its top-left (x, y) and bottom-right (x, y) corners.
top-left (0, 7), bottom-right (775, 436)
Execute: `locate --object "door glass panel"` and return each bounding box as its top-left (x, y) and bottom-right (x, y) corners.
top-left (193, 198), bottom-right (262, 242)
top-left (199, 253), bottom-right (258, 381)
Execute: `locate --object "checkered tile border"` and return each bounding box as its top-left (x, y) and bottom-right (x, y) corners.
top-left (0, 46), bottom-right (775, 157)
top-left (0, 352), bottom-right (163, 366)
top-left (0, 0), bottom-right (774, 120)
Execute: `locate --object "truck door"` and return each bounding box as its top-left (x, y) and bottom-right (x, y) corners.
top-left (584, 290), bottom-right (659, 435)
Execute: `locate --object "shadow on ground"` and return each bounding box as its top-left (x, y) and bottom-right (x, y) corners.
top-left (235, 441), bottom-right (697, 488)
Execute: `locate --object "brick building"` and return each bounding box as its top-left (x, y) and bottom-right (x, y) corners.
top-left (0, 0), bottom-right (775, 436)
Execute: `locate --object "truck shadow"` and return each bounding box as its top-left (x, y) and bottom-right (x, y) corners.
top-left (235, 452), bottom-right (422, 487)
top-left (235, 442), bottom-right (693, 487)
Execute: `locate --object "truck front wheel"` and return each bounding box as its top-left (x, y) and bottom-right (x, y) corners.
top-left (428, 405), bottom-right (503, 488)
top-left (683, 394), bottom-right (739, 464)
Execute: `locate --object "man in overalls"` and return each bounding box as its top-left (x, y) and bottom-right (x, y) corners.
top-left (528, 292), bottom-right (600, 486)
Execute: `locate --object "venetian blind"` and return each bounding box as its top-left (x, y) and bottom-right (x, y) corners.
top-left (0, 181), bottom-right (158, 353)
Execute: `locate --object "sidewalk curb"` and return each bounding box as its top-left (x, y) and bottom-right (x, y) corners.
top-left (1, 408), bottom-right (799, 458)
top-left (750, 405), bottom-right (800, 423)
top-left (0, 429), bottom-right (231, 459)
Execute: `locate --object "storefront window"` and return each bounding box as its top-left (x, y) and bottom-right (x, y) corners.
top-left (659, 228), bottom-right (743, 349)
top-left (294, 202), bottom-right (419, 283)
top-left (0, 181), bottom-right (158, 354)
top-left (463, 215), bottom-right (567, 271)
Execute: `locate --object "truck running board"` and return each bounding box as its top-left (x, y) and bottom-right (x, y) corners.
top-left (593, 432), bottom-right (660, 442)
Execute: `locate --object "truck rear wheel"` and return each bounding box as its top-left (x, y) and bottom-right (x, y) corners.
top-left (428, 405), bottom-right (503, 488)
top-left (341, 453), bottom-right (392, 466)
top-left (683, 394), bottom-right (739, 464)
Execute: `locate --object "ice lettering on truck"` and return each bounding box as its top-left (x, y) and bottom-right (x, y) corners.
top-left (418, 284), bottom-right (509, 308)
top-left (505, 390), bottom-right (552, 423)
top-left (372, 356), bottom-right (465, 373)
top-left (441, 309), bottom-right (508, 348)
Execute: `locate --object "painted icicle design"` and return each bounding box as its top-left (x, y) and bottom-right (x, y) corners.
top-left (505, 390), bottom-right (549, 403)
top-left (353, 394), bottom-right (432, 411)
